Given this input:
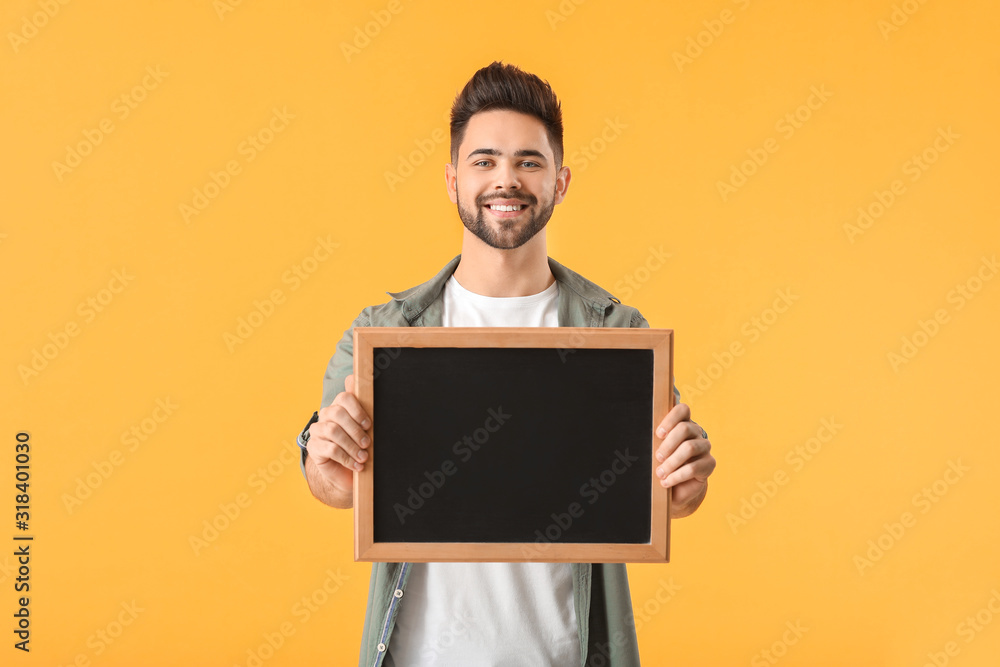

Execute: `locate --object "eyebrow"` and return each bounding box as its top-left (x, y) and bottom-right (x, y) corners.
top-left (466, 148), bottom-right (547, 162)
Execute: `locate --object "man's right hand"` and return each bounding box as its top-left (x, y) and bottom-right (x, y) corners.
top-left (304, 373), bottom-right (371, 508)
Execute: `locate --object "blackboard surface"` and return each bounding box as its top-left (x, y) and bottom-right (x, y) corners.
top-left (372, 347), bottom-right (654, 544)
top-left (352, 326), bottom-right (673, 563)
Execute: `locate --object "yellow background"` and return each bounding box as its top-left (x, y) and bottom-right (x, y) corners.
top-left (3, 0), bottom-right (999, 664)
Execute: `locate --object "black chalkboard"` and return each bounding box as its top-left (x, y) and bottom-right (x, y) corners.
top-left (352, 327), bottom-right (673, 563)
top-left (372, 347), bottom-right (653, 543)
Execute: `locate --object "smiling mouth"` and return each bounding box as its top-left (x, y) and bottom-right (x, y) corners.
top-left (485, 203), bottom-right (528, 212)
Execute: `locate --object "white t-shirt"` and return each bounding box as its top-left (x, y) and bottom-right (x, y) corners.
top-left (385, 274), bottom-right (580, 667)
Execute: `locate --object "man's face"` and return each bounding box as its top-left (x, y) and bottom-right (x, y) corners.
top-left (446, 109), bottom-right (570, 250)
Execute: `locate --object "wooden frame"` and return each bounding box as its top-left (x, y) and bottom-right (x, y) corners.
top-left (353, 327), bottom-right (673, 563)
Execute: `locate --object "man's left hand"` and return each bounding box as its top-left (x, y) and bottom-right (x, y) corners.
top-left (654, 403), bottom-right (716, 518)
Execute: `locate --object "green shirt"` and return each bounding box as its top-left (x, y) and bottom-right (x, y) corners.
top-left (306, 254), bottom-right (674, 666)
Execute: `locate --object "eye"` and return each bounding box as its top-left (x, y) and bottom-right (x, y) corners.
top-left (521, 161), bottom-right (540, 168)
top-left (473, 160), bottom-right (492, 167)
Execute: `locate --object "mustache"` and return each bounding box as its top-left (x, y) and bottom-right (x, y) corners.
top-left (478, 192), bottom-right (536, 206)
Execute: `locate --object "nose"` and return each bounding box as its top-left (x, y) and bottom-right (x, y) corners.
top-left (494, 161), bottom-right (520, 191)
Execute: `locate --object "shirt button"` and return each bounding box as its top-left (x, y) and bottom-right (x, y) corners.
top-left (394, 589), bottom-right (403, 598)
top-left (377, 642), bottom-right (386, 652)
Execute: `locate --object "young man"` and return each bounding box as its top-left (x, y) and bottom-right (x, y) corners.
top-left (299, 62), bottom-right (716, 667)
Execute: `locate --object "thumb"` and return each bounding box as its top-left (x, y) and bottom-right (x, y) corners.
top-left (345, 373), bottom-right (354, 394)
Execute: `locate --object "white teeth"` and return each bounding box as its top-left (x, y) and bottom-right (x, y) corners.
top-left (489, 204), bottom-right (523, 212)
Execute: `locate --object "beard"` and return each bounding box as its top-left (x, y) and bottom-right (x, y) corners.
top-left (456, 187), bottom-right (556, 250)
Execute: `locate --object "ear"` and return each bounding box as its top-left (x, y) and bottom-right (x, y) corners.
top-left (445, 162), bottom-right (458, 204)
top-left (553, 164), bottom-right (572, 205)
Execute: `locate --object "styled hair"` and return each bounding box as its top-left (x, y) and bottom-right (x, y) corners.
top-left (450, 61), bottom-right (564, 167)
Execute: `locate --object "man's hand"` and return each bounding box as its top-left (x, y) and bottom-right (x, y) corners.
top-left (654, 403), bottom-right (716, 518)
top-left (304, 374), bottom-right (372, 509)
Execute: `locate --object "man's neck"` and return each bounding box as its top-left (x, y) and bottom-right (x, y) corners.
top-left (453, 230), bottom-right (554, 297)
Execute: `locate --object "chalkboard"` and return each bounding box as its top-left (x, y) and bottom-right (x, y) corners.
top-left (352, 327), bottom-right (673, 563)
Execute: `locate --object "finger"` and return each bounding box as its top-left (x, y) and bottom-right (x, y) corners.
top-left (655, 403), bottom-right (691, 439)
top-left (656, 438), bottom-right (711, 480)
top-left (655, 420), bottom-right (705, 463)
top-left (307, 430), bottom-right (364, 473)
top-left (323, 376), bottom-right (369, 428)
top-left (660, 453), bottom-right (716, 488)
top-left (321, 396), bottom-right (372, 442)
top-left (310, 419), bottom-right (369, 470)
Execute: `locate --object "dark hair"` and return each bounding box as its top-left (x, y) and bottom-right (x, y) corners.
top-left (450, 61), bottom-right (564, 167)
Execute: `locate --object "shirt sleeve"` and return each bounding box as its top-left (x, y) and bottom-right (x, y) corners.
top-left (299, 308), bottom-right (371, 478)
